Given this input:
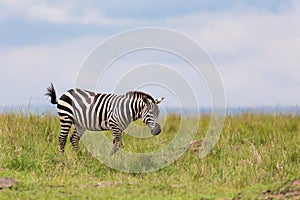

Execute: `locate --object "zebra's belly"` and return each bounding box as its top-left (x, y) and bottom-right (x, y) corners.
top-left (74, 120), bottom-right (110, 132)
top-left (85, 127), bottom-right (110, 131)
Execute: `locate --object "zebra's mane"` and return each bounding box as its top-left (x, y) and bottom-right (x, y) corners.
top-left (125, 91), bottom-right (155, 103)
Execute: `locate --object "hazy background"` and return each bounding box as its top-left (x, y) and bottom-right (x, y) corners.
top-left (0, 0), bottom-right (299, 112)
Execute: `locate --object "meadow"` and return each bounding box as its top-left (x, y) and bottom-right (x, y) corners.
top-left (0, 112), bottom-right (299, 199)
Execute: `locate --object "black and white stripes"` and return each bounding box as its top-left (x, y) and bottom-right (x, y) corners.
top-left (45, 83), bottom-right (164, 155)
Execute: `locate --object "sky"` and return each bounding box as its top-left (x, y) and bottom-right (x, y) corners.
top-left (0, 0), bottom-right (300, 110)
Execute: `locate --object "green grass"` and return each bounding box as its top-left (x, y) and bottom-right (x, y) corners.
top-left (0, 112), bottom-right (299, 199)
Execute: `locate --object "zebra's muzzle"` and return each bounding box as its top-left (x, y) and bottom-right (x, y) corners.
top-left (151, 124), bottom-right (161, 135)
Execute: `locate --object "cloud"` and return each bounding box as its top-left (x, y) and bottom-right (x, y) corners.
top-left (0, 0), bottom-right (299, 107)
top-left (0, 0), bottom-right (70, 23)
top-left (149, 0), bottom-right (300, 106)
top-left (0, 0), bottom-right (138, 25)
top-left (0, 35), bottom-right (106, 106)
top-left (0, 0), bottom-right (293, 24)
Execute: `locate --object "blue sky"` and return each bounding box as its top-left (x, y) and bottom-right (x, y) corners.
top-left (0, 0), bottom-right (299, 109)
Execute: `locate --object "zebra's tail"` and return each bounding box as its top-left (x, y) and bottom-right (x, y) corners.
top-left (45, 82), bottom-right (58, 104)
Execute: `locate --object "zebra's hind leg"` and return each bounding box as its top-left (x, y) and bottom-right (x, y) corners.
top-left (59, 118), bottom-right (72, 153)
top-left (70, 127), bottom-right (85, 152)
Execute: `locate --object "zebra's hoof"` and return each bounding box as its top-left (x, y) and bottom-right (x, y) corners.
top-left (110, 146), bottom-right (119, 156)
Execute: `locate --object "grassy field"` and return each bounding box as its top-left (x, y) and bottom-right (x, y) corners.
top-left (0, 112), bottom-right (299, 199)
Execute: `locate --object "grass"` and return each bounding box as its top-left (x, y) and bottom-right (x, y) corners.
top-left (0, 112), bottom-right (299, 199)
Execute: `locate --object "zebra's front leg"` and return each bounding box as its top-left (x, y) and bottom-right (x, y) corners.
top-left (110, 128), bottom-right (123, 156)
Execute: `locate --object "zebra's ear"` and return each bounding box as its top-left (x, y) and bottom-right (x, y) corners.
top-left (155, 97), bottom-right (164, 105)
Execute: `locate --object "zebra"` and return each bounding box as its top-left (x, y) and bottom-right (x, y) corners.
top-left (45, 83), bottom-right (164, 155)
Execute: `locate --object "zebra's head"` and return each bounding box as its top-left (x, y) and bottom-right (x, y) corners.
top-left (141, 96), bottom-right (164, 136)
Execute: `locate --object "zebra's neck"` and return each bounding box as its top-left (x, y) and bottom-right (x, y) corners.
top-left (128, 97), bottom-right (144, 121)
top-left (122, 91), bottom-right (148, 122)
